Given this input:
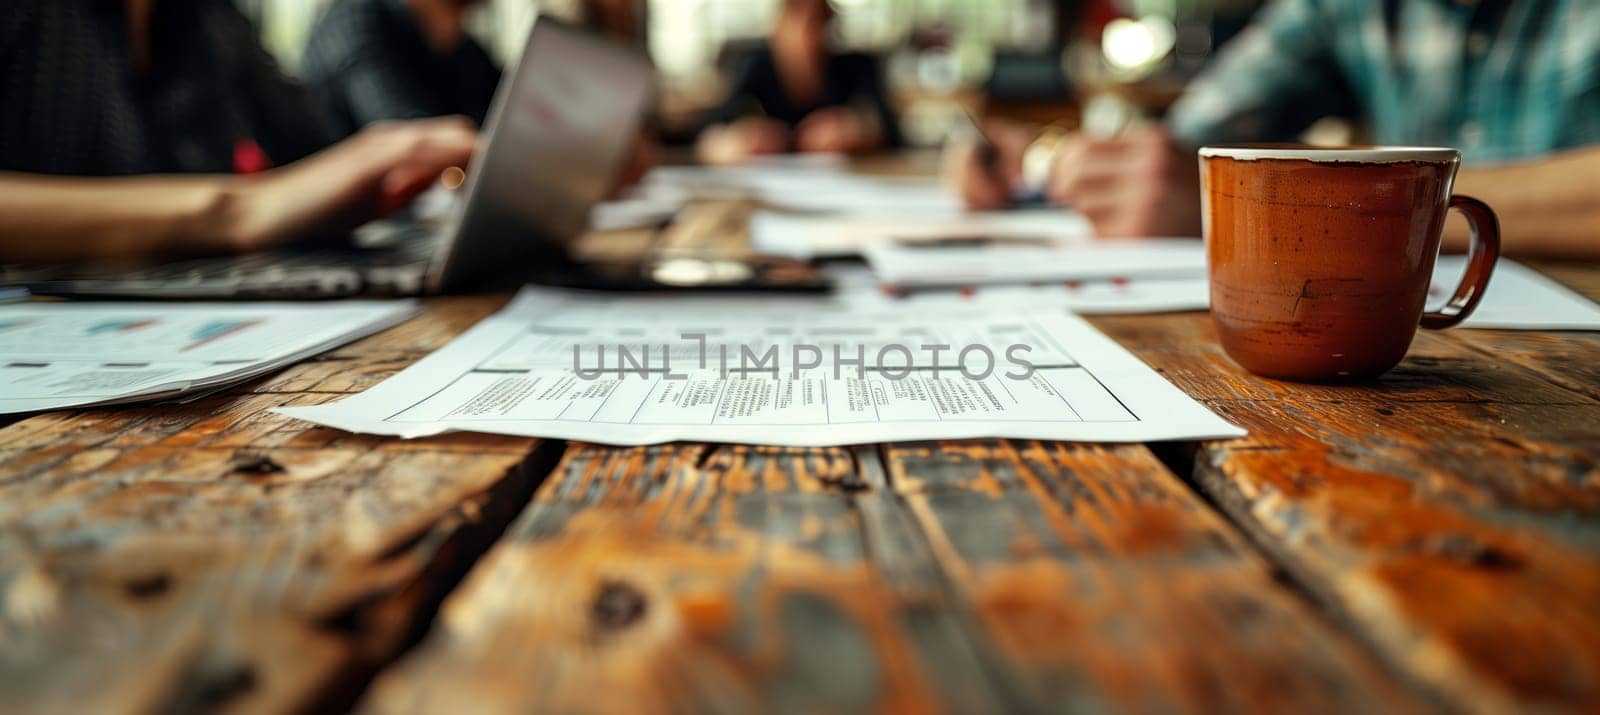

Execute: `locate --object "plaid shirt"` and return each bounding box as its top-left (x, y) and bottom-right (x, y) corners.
top-left (1167, 0), bottom-right (1600, 164)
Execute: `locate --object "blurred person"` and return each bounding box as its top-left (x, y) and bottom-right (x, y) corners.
top-left (302, 0), bottom-right (660, 190)
top-left (0, 0), bottom-right (476, 264)
top-left (301, 0), bottom-right (502, 135)
top-left (580, 0), bottom-right (646, 47)
top-left (575, 0), bottom-right (661, 187)
top-left (696, 0), bottom-right (902, 165)
top-left (945, 0), bottom-right (1600, 258)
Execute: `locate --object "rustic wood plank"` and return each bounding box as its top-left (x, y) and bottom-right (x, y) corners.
top-left (1093, 284), bottom-right (1600, 712)
top-left (360, 443), bottom-right (1017, 714)
top-left (1100, 315), bottom-right (1595, 406)
top-left (9, 184), bottom-right (1596, 715)
top-left (326, 295), bottom-right (507, 356)
top-left (1445, 330), bottom-right (1600, 403)
top-left (884, 439), bottom-right (1417, 713)
top-left (0, 296), bottom-right (559, 714)
top-left (248, 353), bottom-right (423, 395)
top-left (364, 437), bottom-right (1416, 713)
top-left (1422, 260), bottom-right (1600, 406)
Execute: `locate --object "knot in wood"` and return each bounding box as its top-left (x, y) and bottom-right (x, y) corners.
top-left (817, 471), bottom-right (869, 493)
top-left (592, 581), bottom-right (648, 630)
top-left (230, 452), bottom-right (285, 475)
top-left (1429, 534), bottom-right (1521, 570)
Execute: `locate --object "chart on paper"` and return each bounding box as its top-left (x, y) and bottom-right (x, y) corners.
top-left (278, 287), bottom-right (1244, 446)
top-left (0, 301), bottom-right (417, 414)
top-left (0, 303), bottom-right (406, 361)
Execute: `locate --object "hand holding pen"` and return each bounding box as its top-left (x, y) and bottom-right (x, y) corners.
top-left (940, 111), bottom-right (1040, 211)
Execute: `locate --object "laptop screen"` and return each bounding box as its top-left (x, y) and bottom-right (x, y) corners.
top-left (428, 19), bottom-right (655, 292)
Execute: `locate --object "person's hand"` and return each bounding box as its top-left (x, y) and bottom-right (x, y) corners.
top-left (223, 117), bottom-right (477, 251)
top-left (940, 119), bottom-right (1036, 210)
top-left (1045, 126), bottom-right (1202, 238)
top-left (695, 118), bottom-right (791, 165)
top-left (795, 106), bottom-right (880, 155)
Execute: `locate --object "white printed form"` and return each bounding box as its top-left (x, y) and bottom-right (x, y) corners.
top-left (278, 288), bottom-right (1244, 446)
top-left (0, 301), bottom-right (417, 414)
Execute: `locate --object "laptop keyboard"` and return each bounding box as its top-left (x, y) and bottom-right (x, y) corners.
top-left (3, 226), bottom-right (437, 299)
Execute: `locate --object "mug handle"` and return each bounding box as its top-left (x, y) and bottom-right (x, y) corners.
top-left (1421, 194), bottom-right (1501, 330)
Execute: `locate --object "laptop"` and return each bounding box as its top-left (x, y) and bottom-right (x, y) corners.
top-left (2, 20), bottom-right (823, 299)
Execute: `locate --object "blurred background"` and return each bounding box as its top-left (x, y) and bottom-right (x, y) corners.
top-left (238, 0), bottom-right (1283, 147)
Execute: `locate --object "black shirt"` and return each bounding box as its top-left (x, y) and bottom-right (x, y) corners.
top-left (709, 46), bottom-right (903, 147)
top-left (0, 0), bottom-right (341, 176)
top-left (300, 0), bottom-right (502, 136)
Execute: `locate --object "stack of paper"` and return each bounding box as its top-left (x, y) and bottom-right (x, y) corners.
top-left (589, 192), bottom-right (688, 231)
top-left (638, 163), bottom-right (964, 217)
top-left (824, 256), bottom-right (1600, 329)
top-left (636, 162), bottom-right (1599, 331)
top-left (0, 301), bottom-right (417, 414)
top-left (750, 210), bottom-right (1094, 259)
top-left (745, 206), bottom-right (1204, 293)
top-left (863, 239), bottom-right (1207, 287)
top-left (277, 286), bottom-right (1245, 446)
top-left (1431, 256), bottom-right (1600, 330)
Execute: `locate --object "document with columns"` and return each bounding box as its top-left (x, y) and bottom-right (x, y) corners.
top-left (277, 287), bottom-right (1244, 446)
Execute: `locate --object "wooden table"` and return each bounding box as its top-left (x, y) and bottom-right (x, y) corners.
top-left (3, 202), bottom-right (1599, 714)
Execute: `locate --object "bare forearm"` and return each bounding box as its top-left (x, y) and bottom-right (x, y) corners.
top-left (1448, 144), bottom-right (1600, 259)
top-left (0, 121), bottom-right (477, 264)
top-left (0, 173), bottom-right (244, 263)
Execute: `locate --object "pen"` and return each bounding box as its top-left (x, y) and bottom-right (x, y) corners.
top-left (891, 235), bottom-right (1052, 249)
top-left (960, 107), bottom-right (1002, 169)
top-left (956, 107), bottom-right (1049, 208)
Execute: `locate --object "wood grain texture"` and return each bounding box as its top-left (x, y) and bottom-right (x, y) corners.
top-left (360, 443), bottom-right (1003, 714)
top-left (363, 439), bottom-right (1412, 714)
top-left (885, 439), bottom-right (1415, 713)
top-left (1093, 288), bottom-right (1600, 713)
top-left (5, 186), bottom-right (1599, 714)
top-left (0, 297), bottom-right (558, 714)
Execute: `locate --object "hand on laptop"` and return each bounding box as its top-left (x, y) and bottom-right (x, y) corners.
top-left (223, 117), bottom-right (479, 252)
top-left (0, 118), bottom-right (478, 263)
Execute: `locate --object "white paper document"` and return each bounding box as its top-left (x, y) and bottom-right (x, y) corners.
top-left (589, 193), bottom-right (687, 231)
top-left (911, 277), bottom-right (1212, 315)
top-left (0, 301), bottom-right (417, 413)
top-left (864, 239), bottom-right (1207, 287)
top-left (762, 180), bottom-right (963, 216)
top-left (640, 165), bottom-right (963, 217)
top-left (1433, 257), bottom-right (1600, 330)
top-left (842, 252), bottom-right (1598, 329)
top-left (277, 287), bottom-right (1244, 446)
top-left (751, 210), bottom-right (1095, 259)
top-left (822, 264), bottom-right (1212, 316)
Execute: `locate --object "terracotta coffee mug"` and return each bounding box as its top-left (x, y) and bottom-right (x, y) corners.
top-left (1200, 146), bottom-right (1500, 381)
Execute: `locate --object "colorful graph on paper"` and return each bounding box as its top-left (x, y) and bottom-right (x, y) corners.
top-left (183, 320), bottom-right (263, 352)
top-left (86, 319), bottom-right (158, 335)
